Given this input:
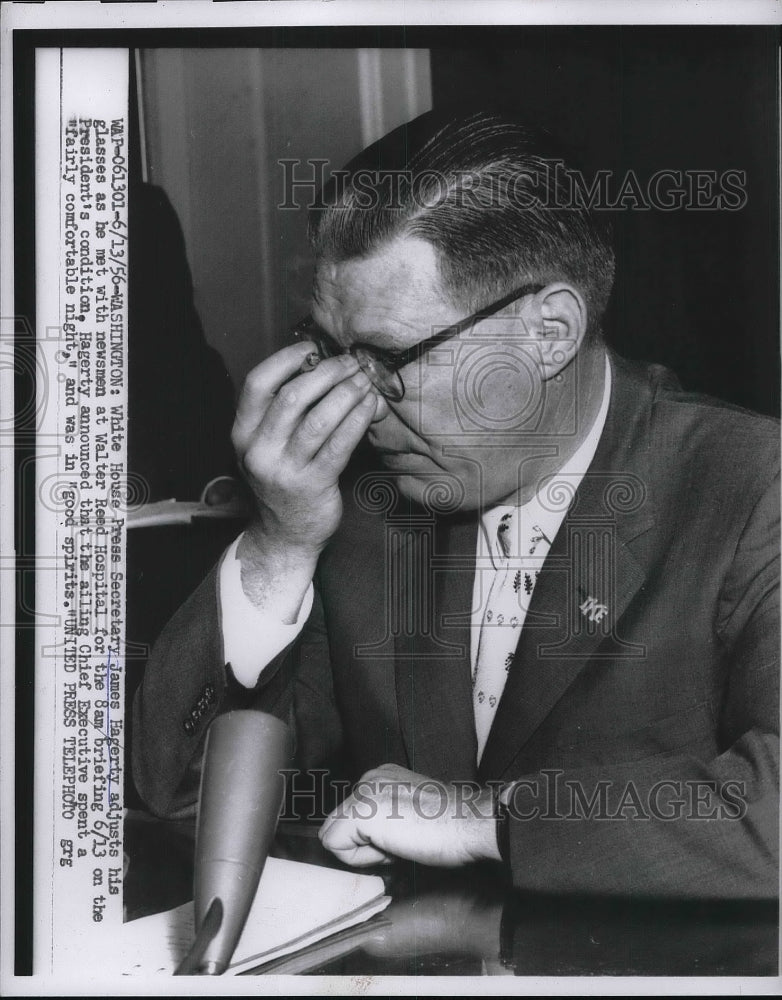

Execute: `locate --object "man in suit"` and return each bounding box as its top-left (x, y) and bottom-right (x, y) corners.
top-left (133, 110), bottom-right (779, 898)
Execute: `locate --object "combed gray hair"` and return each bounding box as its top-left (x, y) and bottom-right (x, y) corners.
top-left (309, 109), bottom-right (615, 338)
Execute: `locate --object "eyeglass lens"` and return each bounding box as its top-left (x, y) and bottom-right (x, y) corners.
top-left (300, 326), bottom-right (405, 402)
top-left (353, 347), bottom-right (405, 402)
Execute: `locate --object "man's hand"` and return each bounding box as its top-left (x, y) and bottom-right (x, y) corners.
top-left (231, 343), bottom-right (378, 611)
top-left (318, 763), bottom-right (503, 868)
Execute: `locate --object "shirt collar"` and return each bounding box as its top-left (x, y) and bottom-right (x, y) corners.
top-left (480, 353), bottom-right (613, 564)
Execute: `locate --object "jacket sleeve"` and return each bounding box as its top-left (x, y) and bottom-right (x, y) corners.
top-left (504, 470), bottom-right (779, 899)
top-left (131, 563), bottom-right (300, 819)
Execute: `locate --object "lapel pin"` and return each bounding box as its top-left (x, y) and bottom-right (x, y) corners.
top-left (579, 595), bottom-right (609, 623)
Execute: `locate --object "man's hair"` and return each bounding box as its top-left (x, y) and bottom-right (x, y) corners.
top-left (308, 108), bottom-right (615, 337)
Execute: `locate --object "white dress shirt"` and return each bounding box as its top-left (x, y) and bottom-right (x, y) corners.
top-left (221, 355), bottom-right (612, 689)
top-left (471, 355), bottom-right (612, 669)
top-left (220, 542), bottom-right (314, 687)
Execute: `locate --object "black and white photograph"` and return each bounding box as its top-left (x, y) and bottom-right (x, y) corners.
top-left (1, 1), bottom-right (780, 993)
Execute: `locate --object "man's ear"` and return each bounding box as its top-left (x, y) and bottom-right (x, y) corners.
top-left (524, 283), bottom-right (588, 381)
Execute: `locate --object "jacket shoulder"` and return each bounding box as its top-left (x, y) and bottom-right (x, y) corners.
top-left (615, 354), bottom-right (779, 464)
top-left (654, 382), bottom-right (779, 469)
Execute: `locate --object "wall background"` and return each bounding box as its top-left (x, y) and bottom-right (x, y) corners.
top-left (138, 47), bottom-right (432, 390)
top-left (137, 30), bottom-right (779, 415)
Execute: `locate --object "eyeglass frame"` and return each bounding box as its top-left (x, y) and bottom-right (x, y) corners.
top-left (291, 281), bottom-right (545, 402)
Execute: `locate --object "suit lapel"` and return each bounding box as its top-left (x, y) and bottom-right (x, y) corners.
top-left (395, 512), bottom-right (479, 782)
top-left (479, 353), bottom-right (657, 779)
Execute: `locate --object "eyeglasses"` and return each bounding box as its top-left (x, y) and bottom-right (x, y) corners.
top-left (291, 282), bottom-right (544, 402)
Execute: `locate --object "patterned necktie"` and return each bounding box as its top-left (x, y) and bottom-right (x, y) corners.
top-left (472, 508), bottom-right (550, 762)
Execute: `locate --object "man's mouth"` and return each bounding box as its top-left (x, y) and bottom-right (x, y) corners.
top-left (371, 446), bottom-right (436, 473)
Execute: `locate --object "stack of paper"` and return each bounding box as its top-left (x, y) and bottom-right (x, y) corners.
top-left (121, 857), bottom-right (390, 975)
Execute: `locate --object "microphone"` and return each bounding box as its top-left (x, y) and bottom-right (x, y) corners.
top-left (188, 710), bottom-right (293, 975)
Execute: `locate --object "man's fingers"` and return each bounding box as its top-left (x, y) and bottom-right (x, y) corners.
top-left (324, 842), bottom-right (394, 867)
top-left (233, 345), bottom-right (362, 457)
top-left (319, 816), bottom-right (393, 867)
top-left (240, 374), bottom-right (376, 489)
top-left (261, 356), bottom-right (364, 446)
top-left (283, 370), bottom-right (374, 466)
top-left (308, 390), bottom-right (379, 474)
top-left (233, 342), bottom-right (317, 445)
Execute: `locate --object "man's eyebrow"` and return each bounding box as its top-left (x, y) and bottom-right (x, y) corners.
top-left (313, 323), bottom-right (403, 356)
top-left (350, 316), bottom-right (427, 352)
top-left (352, 330), bottom-right (409, 353)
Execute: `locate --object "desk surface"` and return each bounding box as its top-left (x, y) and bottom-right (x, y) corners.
top-left (124, 812), bottom-right (778, 977)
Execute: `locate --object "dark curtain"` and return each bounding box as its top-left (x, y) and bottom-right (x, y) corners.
top-left (430, 26), bottom-right (780, 416)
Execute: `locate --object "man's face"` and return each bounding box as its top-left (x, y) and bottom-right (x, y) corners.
top-left (311, 236), bottom-right (557, 511)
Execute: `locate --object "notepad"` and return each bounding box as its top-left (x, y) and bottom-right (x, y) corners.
top-left (121, 857), bottom-right (391, 975)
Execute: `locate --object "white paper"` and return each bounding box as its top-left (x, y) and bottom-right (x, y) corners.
top-left (120, 857), bottom-right (390, 976)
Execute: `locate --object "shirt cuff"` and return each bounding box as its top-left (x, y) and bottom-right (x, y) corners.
top-left (219, 533), bottom-right (314, 689)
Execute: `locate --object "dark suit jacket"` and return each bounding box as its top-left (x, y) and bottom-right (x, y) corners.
top-left (133, 352), bottom-right (779, 899)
